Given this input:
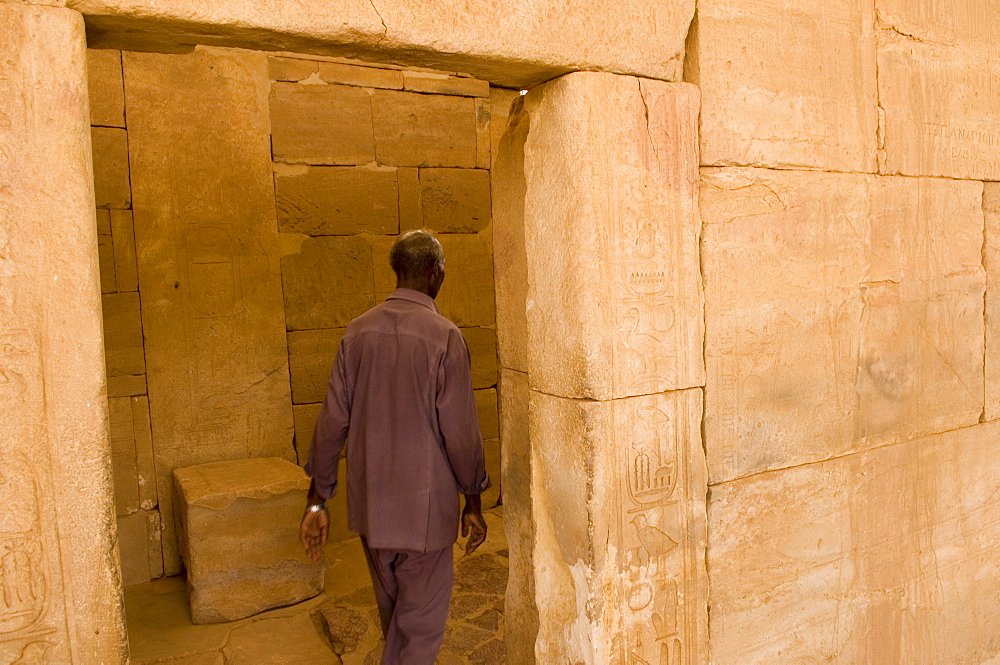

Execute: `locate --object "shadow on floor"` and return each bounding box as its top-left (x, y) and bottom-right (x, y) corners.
top-left (124, 509), bottom-right (507, 665)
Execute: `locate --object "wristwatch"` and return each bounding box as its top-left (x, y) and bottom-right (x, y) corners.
top-left (306, 503), bottom-right (327, 513)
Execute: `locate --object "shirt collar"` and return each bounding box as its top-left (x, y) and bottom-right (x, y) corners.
top-left (386, 288), bottom-right (439, 313)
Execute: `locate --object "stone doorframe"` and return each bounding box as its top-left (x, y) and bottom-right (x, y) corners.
top-left (1, 3), bottom-right (705, 663)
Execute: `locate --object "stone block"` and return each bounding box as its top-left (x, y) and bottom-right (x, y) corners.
top-left (145, 508), bottom-right (163, 579)
top-left (475, 97), bottom-right (491, 170)
top-left (461, 327), bottom-right (497, 389)
top-left (174, 458), bottom-right (324, 624)
top-left (110, 208), bottom-right (138, 291)
top-left (692, 0), bottom-right (878, 172)
top-left (319, 61), bottom-right (404, 90)
top-left (403, 71), bottom-right (489, 97)
top-left (275, 165), bottom-right (399, 235)
top-left (124, 48), bottom-right (295, 574)
top-left (292, 403), bottom-right (323, 465)
top-left (437, 234), bottom-right (495, 327)
top-left (98, 231), bottom-right (116, 292)
top-left (475, 388), bottom-right (499, 440)
top-left (986, 183), bottom-right (1000, 421)
top-left (268, 55), bottom-right (317, 82)
top-left (109, 396), bottom-right (140, 516)
top-left (418, 168), bottom-right (491, 233)
top-left (527, 388), bottom-right (707, 663)
top-left (87, 48), bottom-right (125, 127)
top-left (366, 234), bottom-right (398, 298)
top-left (495, 73), bottom-right (704, 399)
top-left (0, 5), bottom-right (125, 659)
top-left (876, 10), bottom-right (1000, 179)
top-left (270, 82), bottom-right (375, 165)
top-left (708, 421), bottom-right (1000, 665)
top-left (102, 291), bottom-right (145, 376)
top-left (287, 328), bottom-right (344, 404)
top-left (91, 125), bottom-right (131, 208)
top-left (107, 373), bottom-right (146, 397)
top-left (281, 235), bottom-right (375, 330)
top-left (117, 510), bottom-right (151, 586)
top-left (372, 89), bottom-right (479, 167)
top-left (702, 168), bottom-right (985, 483)
top-left (131, 395), bottom-right (156, 509)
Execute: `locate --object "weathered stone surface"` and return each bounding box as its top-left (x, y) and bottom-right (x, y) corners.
top-left (418, 168), bottom-right (491, 233)
top-left (131, 395), bottom-right (157, 509)
top-left (107, 373), bottom-right (146, 397)
top-left (702, 168), bottom-right (985, 483)
top-left (69, 0), bottom-right (694, 89)
top-left (0, 4), bottom-right (126, 661)
top-left (492, 94), bottom-right (529, 374)
top-left (403, 71), bottom-right (489, 97)
top-left (91, 125), bottom-right (131, 207)
top-left (986, 183), bottom-right (1000, 421)
top-left (269, 55), bottom-right (404, 90)
top-left (292, 402), bottom-right (322, 465)
top-left (102, 291), bottom-right (145, 376)
top-left (174, 458), bottom-right (324, 623)
top-left (436, 234), bottom-right (495, 327)
top-left (397, 166), bottom-right (422, 230)
top-left (475, 97), bottom-right (490, 170)
top-left (275, 165), bottom-right (399, 235)
top-left (124, 47), bottom-right (295, 574)
top-left (320, 603), bottom-right (369, 654)
top-left (528, 388), bottom-right (707, 664)
top-left (95, 206), bottom-right (112, 234)
top-left (372, 89), bottom-right (479, 167)
top-left (489, 87), bottom-right (521, 169)
top-left (145, 508), bottom-right (163, 579)
top-left (475, 388), bottom-right (499, 440)
top-left (117, 510), bottom-right (150, 585)
top-left (287, 328), bottom-right (344, 404)
top-left (461, 326), bottom-right (497, 389)
top-left (87, 47), bottom-right (124, 127)
top-left (109, 395), bottom-right (140, 515)
top-left (691, 0), bottom-right (878, 172)
top-left (496, 72), bottom-right (704, 400)
top-left (222, 613), bottom-right (338, 664)
top-left (709, 421), bottom-right (1000, 665)
top-left (110, 208), bottom-right (138, 291)
top-left (498, 370), bottom-right (537, 664)
top-left (281, 235), bottom-right (375, 330)
top-left (270, 82), bottom-right (375, 165)
top-left (876, 1), bottom-right (1000, 180)
top-left (98, 230), bottom-right (116, 291)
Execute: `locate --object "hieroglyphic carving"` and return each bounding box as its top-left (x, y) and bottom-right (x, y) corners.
top-left (124, 48), bottom-right (294, 573)
top-left (611, 390), bottom-right (705, 665)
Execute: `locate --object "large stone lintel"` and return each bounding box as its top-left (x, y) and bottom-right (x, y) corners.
top-left (67, 0), bottom-right (694, 89)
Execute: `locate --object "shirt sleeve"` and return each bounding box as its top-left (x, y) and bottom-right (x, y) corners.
top-left (305, 337), bottom-right (351, 501)
top-left (436, 327), bottom-right (491, 495)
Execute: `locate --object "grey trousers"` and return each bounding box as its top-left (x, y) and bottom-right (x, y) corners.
top-left (361, 538), bottom-right (453, 665)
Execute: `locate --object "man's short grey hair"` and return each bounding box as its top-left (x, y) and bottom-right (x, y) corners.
top-left (389, 230), bottom-right (445, 279)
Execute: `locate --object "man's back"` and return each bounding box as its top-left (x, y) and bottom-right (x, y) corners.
top-left (306, 288), bottom-right (488, 551)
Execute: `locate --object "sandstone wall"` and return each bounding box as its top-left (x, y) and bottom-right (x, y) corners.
top-left (90, 46), bottom-right (504, 581)
top-left (689, 1), bottom-right (1000, 662)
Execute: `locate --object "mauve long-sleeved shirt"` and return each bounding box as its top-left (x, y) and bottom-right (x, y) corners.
top-left (305, 288), bottom-right (490, 551)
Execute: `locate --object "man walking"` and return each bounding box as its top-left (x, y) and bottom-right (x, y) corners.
top-left (300, 230), bottom-right (490, 665)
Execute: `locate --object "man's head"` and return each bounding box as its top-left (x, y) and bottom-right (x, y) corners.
top-left (389, 230), bottom-right (446, 299)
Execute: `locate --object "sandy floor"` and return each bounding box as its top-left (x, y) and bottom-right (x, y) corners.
top-left (124, 508), bottom-right (507, 665)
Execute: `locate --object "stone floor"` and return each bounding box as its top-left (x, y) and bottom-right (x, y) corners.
top-left (124, 508), bottom-right (507, 664)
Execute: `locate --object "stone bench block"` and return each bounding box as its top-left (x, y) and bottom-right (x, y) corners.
top-left (174, 458), bottom-right (323, 624)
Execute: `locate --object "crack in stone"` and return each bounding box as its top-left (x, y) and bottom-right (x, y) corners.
top-left (636, 79), bottom-right (661, 167)
top-left (368, 0), bottom-right (388, 46)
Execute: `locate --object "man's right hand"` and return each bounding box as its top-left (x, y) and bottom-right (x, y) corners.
top-left (461, 494), bottom-right (488, 555)
top-left (300, 507), bottom-right (329, 562)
